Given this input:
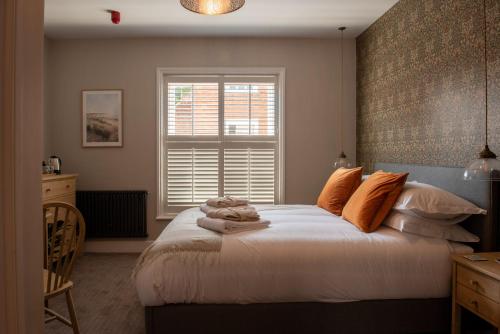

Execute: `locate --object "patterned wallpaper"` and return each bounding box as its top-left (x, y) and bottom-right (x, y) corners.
top-left (356, 0), bottom-right (500, 171)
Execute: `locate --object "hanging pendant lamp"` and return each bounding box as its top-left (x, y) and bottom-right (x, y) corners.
top-left (333, 26), bottom-right (353, 170)
top-left (180, 0), bottom-right (245, 15)
top-left (463, 0), bottom-right (500, 181)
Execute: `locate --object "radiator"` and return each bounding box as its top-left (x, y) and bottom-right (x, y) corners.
top-left (76, 190), bottom-right (148, 238)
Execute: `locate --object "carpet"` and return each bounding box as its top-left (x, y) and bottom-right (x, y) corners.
top-left (44, 253), bottom-right (144, 334)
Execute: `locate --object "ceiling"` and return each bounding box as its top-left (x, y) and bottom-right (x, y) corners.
top-left (44, 0), bottom-right (398, 39)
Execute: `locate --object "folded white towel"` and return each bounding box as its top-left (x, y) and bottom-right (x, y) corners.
top-left (200, 203), bottom-right (254, 215)
top-left (207, 207), bottom-right (260, 222)
top-left (197, 217), bottom-right (270, 234)
top-left (199, 204), bottom-right (260, 222)
top-left (206, 196), bottom-right (249, 208)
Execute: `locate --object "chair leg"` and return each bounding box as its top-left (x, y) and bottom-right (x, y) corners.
top-left (65, 289), bottom-right (80, 334)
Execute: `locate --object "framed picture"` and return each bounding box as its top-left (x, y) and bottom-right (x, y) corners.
top-left (82, 89), bottom-right (123, 147)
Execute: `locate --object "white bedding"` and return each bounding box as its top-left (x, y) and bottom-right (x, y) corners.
top-left (134, 205), bottom-right (472, 306)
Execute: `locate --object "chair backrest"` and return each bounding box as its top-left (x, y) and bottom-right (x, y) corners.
top-left (43, 202), bottom-right (86, 293)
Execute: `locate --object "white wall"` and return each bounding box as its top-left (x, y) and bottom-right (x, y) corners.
top-left (45, 37), bottom-right (356, 240)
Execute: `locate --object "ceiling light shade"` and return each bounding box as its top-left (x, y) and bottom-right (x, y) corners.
top-left (464, 146), bottom-right (500, 181)
top-left (333, 151), bottom-right (353, 170)
top-left (180, 0), bottom-right (245, 15)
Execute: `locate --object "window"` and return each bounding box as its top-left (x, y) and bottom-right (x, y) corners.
top-left (158, 68), bottom-right (284, 217)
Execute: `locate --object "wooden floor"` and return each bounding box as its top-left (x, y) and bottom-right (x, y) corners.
top-left (44, 253), bottom-right (144, 334)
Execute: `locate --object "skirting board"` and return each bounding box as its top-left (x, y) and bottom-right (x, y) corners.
top-left (83, 240), bottom-right (152, 253)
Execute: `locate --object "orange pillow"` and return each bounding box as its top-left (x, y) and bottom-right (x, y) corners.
top-left (317, 167), bottom-right (363, 215)
top-left (342, 170), bottom-right (409, 232)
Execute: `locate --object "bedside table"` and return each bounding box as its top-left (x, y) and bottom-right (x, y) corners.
top-left (451, 253), bottom-right (500, 334)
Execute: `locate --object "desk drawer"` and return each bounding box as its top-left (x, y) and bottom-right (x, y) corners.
top-left (457, 265), bottom-right (500, 303)
top-left (42, 179), bottom-right (75, 200)
top-left (457, 284), bottom-right (499, 326)
top-left (46, 194), bottom-right (75, 206)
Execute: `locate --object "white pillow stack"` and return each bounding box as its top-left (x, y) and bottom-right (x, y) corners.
top-left (383, 181), bottom-right (486, 242)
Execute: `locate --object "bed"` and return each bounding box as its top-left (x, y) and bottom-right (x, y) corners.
top-left (135, 163), bottom-right (500, 334)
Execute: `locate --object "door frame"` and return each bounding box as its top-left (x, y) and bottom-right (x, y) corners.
top-left (0, 0), bottom-right (45, 333)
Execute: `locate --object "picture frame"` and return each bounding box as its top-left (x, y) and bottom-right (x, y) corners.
top-left (81, 89), bottom-right (123, 147)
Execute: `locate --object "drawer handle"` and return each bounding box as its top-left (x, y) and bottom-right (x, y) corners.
top-left (469, 280), bottom-right (479, 288)
top-left (45, 188), bottom-right (51, 192)
top-left (470, 300), bottom-right (478, 308)
top-left (66, 185), bottom-right (70, 188)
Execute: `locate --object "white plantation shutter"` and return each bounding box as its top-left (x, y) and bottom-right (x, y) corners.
top-left (166, 149), bottom-right (219, 206)
top-left (224, 149), bottom-right (275, 203)
top-left (160, 72), bottom-right (282, 215)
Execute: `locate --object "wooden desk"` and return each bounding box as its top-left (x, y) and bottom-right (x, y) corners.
top-left (42, 175), bottom-right (79, 263)
top-left (451, 252), bottom-right (500, 333)
top-left (42, 174), bottom-right (78, 205)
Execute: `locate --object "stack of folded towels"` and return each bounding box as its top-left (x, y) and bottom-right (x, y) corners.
top-left (197, 196), bottom-right (270, 234)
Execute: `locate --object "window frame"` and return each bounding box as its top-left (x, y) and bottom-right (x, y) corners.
top-left (156, 67), bottom-right (286, 220)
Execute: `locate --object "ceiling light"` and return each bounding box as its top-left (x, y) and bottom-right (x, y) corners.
top-left (180, 0), bottom-right (245, 15)
top-left (333, 26), bottom-right (353, 170)
top-left (463, 0), bottom-right (500, 181)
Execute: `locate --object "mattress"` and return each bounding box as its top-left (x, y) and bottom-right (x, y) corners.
top-left (134, 205), bottom-right (472, 306)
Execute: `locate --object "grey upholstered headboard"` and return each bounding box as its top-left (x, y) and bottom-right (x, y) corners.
top-left (375, 163), bottom-right (499, 252)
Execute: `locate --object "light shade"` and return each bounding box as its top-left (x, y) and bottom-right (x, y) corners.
top-left (464, 145), bottom-right (500, 181)
top-left (180, 0), bottom-right (245, 15)
top-left (333, 152), bottom-right (352, 170)
top-left (464, 158), bottom-right (500, 181)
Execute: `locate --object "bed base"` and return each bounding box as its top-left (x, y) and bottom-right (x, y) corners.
top-left (145, 298), bottom-right (450, 334)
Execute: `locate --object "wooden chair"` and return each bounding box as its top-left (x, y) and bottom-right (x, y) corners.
top-left (43, 202), bottom-right (86, 334)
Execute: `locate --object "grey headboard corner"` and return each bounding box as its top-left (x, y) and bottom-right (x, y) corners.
top-left (375, 163), bottom-right (500, 252)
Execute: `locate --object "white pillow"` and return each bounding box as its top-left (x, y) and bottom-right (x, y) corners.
top-left (393, 181), bottom-right (486, 219)
top-left (402, 210), bottom-right (470, 225)
top-left (383, 211), bottom-right (479, 242)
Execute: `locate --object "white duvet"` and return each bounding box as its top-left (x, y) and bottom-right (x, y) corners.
top-left (134, 205), bottom-right (472, 306)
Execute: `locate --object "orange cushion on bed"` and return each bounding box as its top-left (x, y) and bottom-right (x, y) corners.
top-left (342, 170), bottom-right (409, 233)
top-left (317, 167), bottom-right (363, 216)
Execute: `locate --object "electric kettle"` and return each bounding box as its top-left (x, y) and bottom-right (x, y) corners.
top-left (48, 156), bottom-right (62, 174)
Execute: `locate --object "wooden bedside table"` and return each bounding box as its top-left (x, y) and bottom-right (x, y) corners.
top-left (451, 253), bottom-right (500, 334)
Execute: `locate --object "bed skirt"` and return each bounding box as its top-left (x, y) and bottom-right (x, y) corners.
top-left (145, 298), bottom-right (450, 334)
